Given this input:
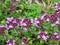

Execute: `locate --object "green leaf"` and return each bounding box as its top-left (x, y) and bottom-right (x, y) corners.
top-left (53, 27), bottom-right (58, 32)
top-left (29, 40), bottom-right (33, 44)
top-left (1, 19), bottom-right (6, 24)
top-left (43, 21), bottom-right (51, 30)
top-left (35, 42), bottom-right (40, 45)
top-left (40, 39), bottom-right (44, 45)
top-left (0, 35), bottom-right (5, 41)
top-left (4, 30), bottom-right (8, 35)
top-left (0, 10), bottom-right (2, 16)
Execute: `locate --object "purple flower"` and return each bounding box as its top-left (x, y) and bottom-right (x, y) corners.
top-left (22, 41), bottom-right (24, 45)
top-left (22, 18), bottom-right (33, 25)
top-left (55, 3), bottom-right (60, 15)
top-left (55, 18), bottom-right (59, 24)
top-left (54, 32), bottom-right (58, 36)
top-left (21, 18), bottom-right (33, 30)
top-left (35, 18), bottom-right (44, 28)
top-left (22, 37), bottom-right (29, 44)
top-left (23, 27), bottom-right (27, 31)
top-left (10, 4), bottom-right (17, 11)
top-left (21, 22), bottom-right (27, 26)
top-left (49, 14), bottom-right (58, 23)
top-left (51, 23), bottom-right (56, 27)
top-left (40, 31), bottom-right (48, 36)
top-left (42, 35), bottom-right (48, 41)
top-left (11, 0), bottom-right (19, 2)
top-left (37, 31), bottom-right (50, 41)
top-left (6, 24), bottom-right (14, 30)
top-left (44, 15), bottom-right (50, 21)
top-left (55, 9), bottom-right (60, 15)
top-left (15, 18), bottom-right (22, 25)
top-left (7, 17), bottom-right (14, 23)
top-left (6, 40), bottom-right (15, 45)
top-left (41, 13), bottom-right (50, 21)
top-left (6, 17), bottom-right (17, 30)
top-left (55, 3), bottom-right (60, 10)
top-left (6, 22), bottom-right (17, 30)
top-left (0, 25), bottom-right (5, 34)
top-left (53, 35), bottom-right (60, 40)
top-left (53, 32), bottom-right (60, 40)
top-left (37, 35), bottom-right (41, 39)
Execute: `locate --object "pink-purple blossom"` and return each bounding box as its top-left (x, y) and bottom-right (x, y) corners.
top-left (10, 4), bottom-right (17, 11)
top-left (6, 40), bottom-right (15, 45)
top-left (22, 37), bottom-right (29, 45)
top-left (0, 25), bottom-right (5, 34)
top-left (37, 31), bottom-right (50, 41)
top-left (35, 18), bottom-right (44, 28)
top-left (53, 32), bottom-right (60, 40)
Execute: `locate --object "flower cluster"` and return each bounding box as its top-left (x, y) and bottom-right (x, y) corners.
top-left (6, 17), bottom-right (21, 30)
top-left (21, 18), bottom-right (33, 30)
top-left (4, 3), bottom-right (59, 30)
top-left (5, 13), bottom-right (59, 30)
top-left (55, 3), bottom-right (60, 23)
top-left (6, 17), bottom-right (17, 30)
top-left (37, 31), bottom-right (50, 41)
top-left (53, 32), bottom-right (60, 40)
top-left (6, 40), bottom-right (15, 45)
top-left (41, 13), bottom-right (50, 21)
top-left (41, 13), bottom-right (59, 27)
top-left (35, 18), bottom-right (44, 28)
top-left (6, 17), bottom-right (33, 30)
top-left (22, 37), bottom-right (29, 45)
top-left (37, 31), bottom-right (60, 41)
top-left (50, 14), bottom-right (59, 27)
top-left (55, 3), bottom-right (60, 15)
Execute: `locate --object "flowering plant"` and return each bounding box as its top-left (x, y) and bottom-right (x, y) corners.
top-left (0, 0), bottom-right (60, 45)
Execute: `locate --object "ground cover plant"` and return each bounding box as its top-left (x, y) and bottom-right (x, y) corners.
top-left (0, 0), bottom-right (60, 45)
